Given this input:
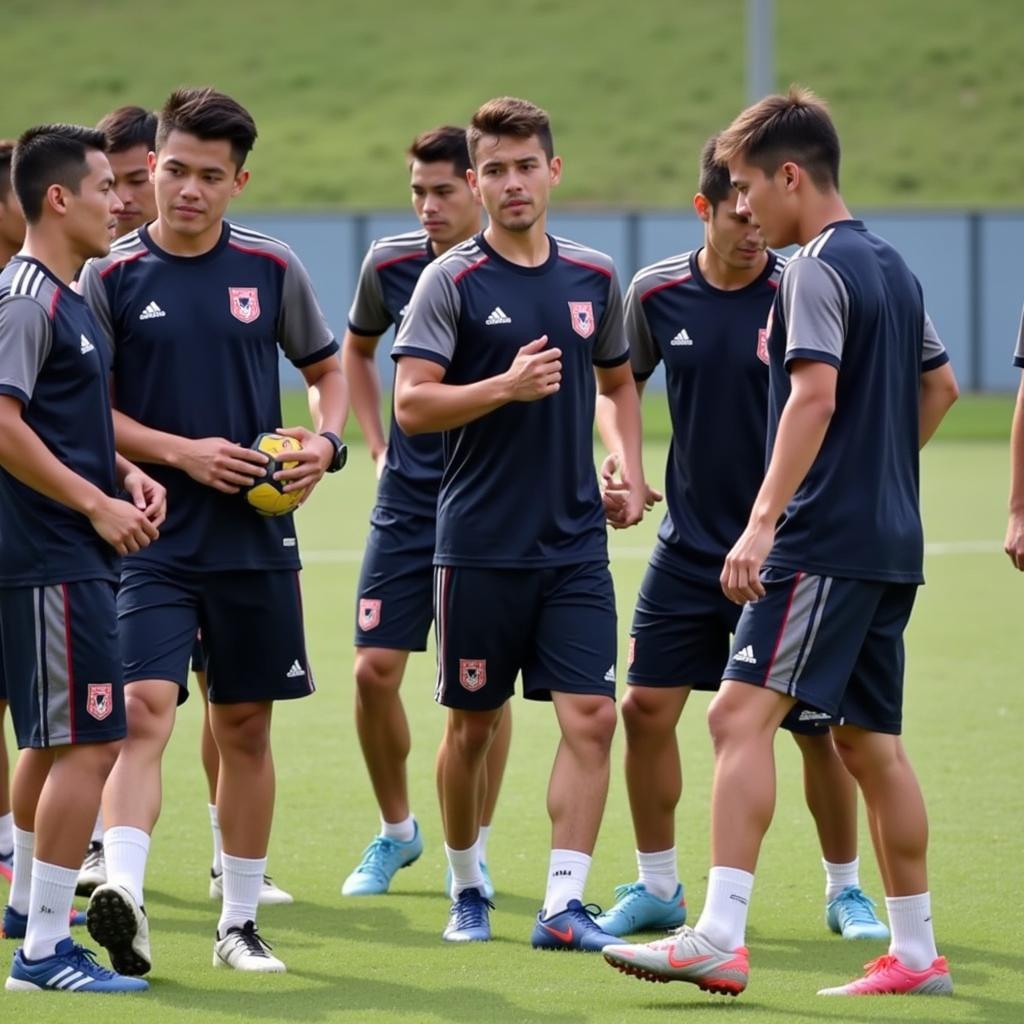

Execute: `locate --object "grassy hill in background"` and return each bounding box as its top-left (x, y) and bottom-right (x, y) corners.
top-left (3, 0), bottom-right (1022, 209)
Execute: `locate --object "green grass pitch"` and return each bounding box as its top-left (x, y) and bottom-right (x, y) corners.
top-left (2, 395), bottom-right (1022, 1021)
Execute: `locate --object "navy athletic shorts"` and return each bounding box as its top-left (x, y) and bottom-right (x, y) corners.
top-left (724, 567), bottom-right (918, 735)
top-left (118, 566), bottom-right (314, 705)
top-left (354, 505), bottom-right (435, 651)
top-left (628, 561), bottom-right (831, 735)
top-left (190, 633), bottom-right (207, 674)
top-left (0, 580), bottom-right (126, 749)
top-left (433, 562), bottom-right (617, 711)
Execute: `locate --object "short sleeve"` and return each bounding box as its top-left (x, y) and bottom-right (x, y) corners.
top-left (922, 311), bottom-right (949, 372)
top-left (0, 297), bottom-right (52, 404)
top-left (347, 248), bottom-right (392, 336)
top-left (278, 257), bottom-right (338, 368)
top-left (624, 278), bottom-right (660, 380)
top-left (592, 272), bottom-right (629, 368)
top-left (779, 258), bottom-right (848, 370)
top-left (391, 261), bottom-right (461, 369)
top-left (78, 260), bottom-right (115, 354)
top-left (1014, 305), bottom-right (1024, 368)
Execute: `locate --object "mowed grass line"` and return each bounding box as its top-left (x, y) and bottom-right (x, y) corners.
top-left (2, 0), bottom-right (1024, 207)
top-left (2, 415), bottom-right (1021, 1021)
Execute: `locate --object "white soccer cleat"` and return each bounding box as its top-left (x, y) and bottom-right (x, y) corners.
top-left (213, 921), bottom-right (286, 973)
top-left (86, 883), bottom-right (152, 976)
top-left (210, 869), bottom-right (294, 905)
top-left (76, 842), bottom-right (107, 896)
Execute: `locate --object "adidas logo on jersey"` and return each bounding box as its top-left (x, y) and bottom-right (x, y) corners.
top-left (733, 645), bottom-right (757, 664)
top-left (603, 664), bottom-right (616, 683)
top-left (79, 335), bottom-right (95, 354)
top-left (286, 660), bottom-right (305, 678)
top-left (398, 303), bottom-right (410, 319)
top-left (670, 328), bottom-right (693, 346)
top-left (798, 709), bottom-right (832, 722)
top-left (485, 306), bottom-right (511, 325)
top-left (139, 301), bottom-right (166, 320)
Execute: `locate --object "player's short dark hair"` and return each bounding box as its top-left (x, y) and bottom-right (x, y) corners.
top-left (96, 105), bottom-right (157, 154)
top-left (0, 140), bottom-right (15, 201)
top-left (155, 87), bottom-right (257, 170)
top-left (408, 126), bottom-right (471, 176)
top-left (466, 97), bottom-right (554, 166)
top-left (12, 124), bottom-right (108, 224)
top-left (715, 85), bottom-right (840, 191)
top-left (698, 133), bottom-right (732, 209)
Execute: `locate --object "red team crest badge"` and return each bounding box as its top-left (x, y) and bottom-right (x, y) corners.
top-left (358, 598), bottom-right (382, 631)
top-left (86, 684), bottom-right (113, 721)
top-left (459, 659), bottom-right (487, 692)
top-left (229, 287), bottom-right (261, 323)
top-left (568, 301), bottom-right (595, 338)
top-left (757, 329), bottom-right (769, 365)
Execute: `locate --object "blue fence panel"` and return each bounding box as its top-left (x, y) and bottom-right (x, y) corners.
top-left (979, 213), bottom-right (1024, 391)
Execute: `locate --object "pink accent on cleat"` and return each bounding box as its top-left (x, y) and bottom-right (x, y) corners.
top-left (818, 954), bottom-right (953, 996)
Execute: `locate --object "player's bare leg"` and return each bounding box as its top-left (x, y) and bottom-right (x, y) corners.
top-left (354, 647), bottom-right (412, 823)
top-left (0, 702), bottom-right (11, 880)
top-left (197, 671), bottom-right (219, 803)
top-left (480, 702), bottom-right (511, 832)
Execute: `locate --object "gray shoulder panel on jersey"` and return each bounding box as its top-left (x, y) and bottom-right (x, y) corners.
top-left (779, 255), bottom-right (848, 367)
top-left (77, 259), bottom-right (116, 352)
top-left (279, 256), bottom-right (336, 367)
top-left (228, 222), bottom-right (295, 265)
top-left (554, 235), bottom-right (616, 277)
top-left (629, 251), bottom-right (694, 303)
top-left (391, 255), bottom-right (465, 368)
top-left (922, 311), bottom-right (947, 368)
top-left (0, 291), bottom-right (54, 403)
top-left (349, 229), bottom-right (429, 338)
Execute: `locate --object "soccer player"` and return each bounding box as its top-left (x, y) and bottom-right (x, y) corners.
top-left (0, 139), bottom-right (26, 885)
top-left (342, 126), bottom-right (511, 897)
top-left (87, 103), bottom-right (292, 908)
top-left (393, 97), bottom-right (648, 949)
top-left (1004, 308), bottom-right (1024, 569)
top-left (79, 87), bottom-right (346, 974)
top-left (594, 136), bottom-right (887, 941)
top-left (603, 87), bottom-right (959, 997)
top-left (0, 123), bottom-right (164, 993)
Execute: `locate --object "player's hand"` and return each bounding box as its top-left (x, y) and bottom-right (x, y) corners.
top-left (503, 336), bottom-right (562, 402)
top-left (1004, 511), bottom-right (1024, 571)
top-left (88, 495), bottom-right (159, 555)
top-left (273, 426), bottom-right (334, 496)
top-left (720, 521), bottom-right (774, 604)
top-left (601, 452), bottom-right (662, 528)
top-left (178, 437), bottom-right (268, 493)
top-left (122, 468), bottom-right (167, 528)
top-left (373, 446), bottom-right (388, 480)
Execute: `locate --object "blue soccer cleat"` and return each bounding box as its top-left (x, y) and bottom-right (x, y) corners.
top-left (826, 886), bottom-right (890, 941)
top-left (341, 823), bottom-right (424, 896)
top-left (5, 937), bottom-right (149, 993)
top-left (444, 861), bottom-right (496, 901)
top-left (442, 887), bottom-right (493, 942)
top-left (594, 882), bottom-right (687, 937)
top-left (531, 899), bottom-right (622, 952)
top-left (2, 906), bottom-right (87, 940)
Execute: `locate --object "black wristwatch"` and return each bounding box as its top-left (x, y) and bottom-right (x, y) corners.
top-left (321, 431), bottom-right (348, 473)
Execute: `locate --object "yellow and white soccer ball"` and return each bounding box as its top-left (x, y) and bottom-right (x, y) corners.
top-left (244, 433), bottom-right (303, 517)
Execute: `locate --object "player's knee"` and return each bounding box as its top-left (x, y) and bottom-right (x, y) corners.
top-left (568, 696), bottom-right (617, 750)
top-left (123, 690), bottom-right (175, 746)
top-left (65, 738), bottom-right (122, 779)
top-left (446, 711), bottom-right (499, 755)
top-left (622, 688), bottom-right (671, 738)
top-left (706, 690), bottom-right (747, 752)
top-left (353, 651), bottom-right (403, 697)
top-left (217, 710), bottom-right (271, 760)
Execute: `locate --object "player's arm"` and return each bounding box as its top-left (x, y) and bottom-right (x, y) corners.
top-left (722, 257), bottom-right (843, 604)
top-left (918, 312), bottom-right (958, 447)
top-left (595, 365), bottom-right (652, 529)
top-left (342, 330), bottom-right (388, 475)
top-left (1006, 309), bottom-right (1024, 570)
top-left (115, 452), bottom-right (167, 528)
top-left (0, 396), bottom-right (157, 554)
top-left (275, 353), bottom-right (348, 495)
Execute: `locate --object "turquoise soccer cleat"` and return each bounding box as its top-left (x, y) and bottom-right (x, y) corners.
top-left (826, 886), bottom-right (890, 941)
top-left (595, 882), bottom-right (687, 937)
top-left (341, 823), bottom-right (424, 896)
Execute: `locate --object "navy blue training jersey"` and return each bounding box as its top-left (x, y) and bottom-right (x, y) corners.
top-left (764, 220), bottom-right (948, 583)
top-left (0, 257), bottom-right (119, 585)
top-left (348, 229), bottom-right (443, 518)
top-left (79, 222), bottom-right (337, 573)
top-left (392, 232), bottom-right (628, 568)
top-left (627, 249), bottom-right (784, 583)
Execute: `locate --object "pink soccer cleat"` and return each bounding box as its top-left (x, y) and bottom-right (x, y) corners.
top-left (818, 954), bottom-right (953, 996)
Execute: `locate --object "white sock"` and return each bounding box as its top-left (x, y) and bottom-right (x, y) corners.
top-left (10, 826), bottom-right (35, 914)
top-left (23, 859), bottom-right (78, 961)
top-left (103, 826), bottom-right (150, 905)
top-left (218, 853), bottom-right (266, 935)
top-left (695, 866), bottom-right (754, 951)
top-left (445, 842), bottom-right (484, 899)
top-left (637, 847), bottom-right (679, 901)
top-left (209, 804), bottom-right (223, 874)
top-left (477, 825), bottom-right (492, 864)
top-left (886, 892), bottom-right (938, 970)
top-left (542, 849), bottom-right (592, 917)
top-left (380, 813), bottom-right (416, 844)
top-left (0, 812), bottom-right (12, 855)
top-left (823, 856), bottom-right (859, 903)
top-left (90, 811), bottom-right (104, 846)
